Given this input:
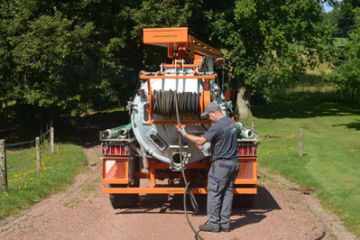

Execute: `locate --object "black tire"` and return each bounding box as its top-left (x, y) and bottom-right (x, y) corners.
top-left (109, 191), bottom-right (139, 209)
top-left (233, 194), bottom-right (256, 209)
top-left (108, 158), bottom-right (140, 209)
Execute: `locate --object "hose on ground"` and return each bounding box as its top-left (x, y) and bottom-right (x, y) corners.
top-left (153, 90), bottom-right (200, 116)
top-left (173, 90), bottom-right (204, 240)
top-left (181, 167), bottom-right (204, 240)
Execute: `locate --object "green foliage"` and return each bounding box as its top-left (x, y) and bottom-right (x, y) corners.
top-left (323, 0), bottom-right (360, 38)
top-left (329, 8), bottom-right (360, 102)
top-left (0, 0), bottom-right (206, 115)
top-left (203, 0), bottom-right (333, 100)
top-left (11, 13), bottom-right (98, 114)
top-left (0, 2), bottom-right (14, 102)
top-left (0, 143), bottom-right (86, 218)
top-left (0, 0), bottom-right (339, 113)
top-left (335, 0), bottom-right (360, 37)
top-left (0, 0), bottom-right (137, 115)
top-left (131, 0), bottom-right (190, 30)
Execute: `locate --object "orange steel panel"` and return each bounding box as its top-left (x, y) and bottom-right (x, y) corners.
top-left (194, 55), bottom-right (203, 66)
top-left (102, 157), bottom-right (129, 184)
top-left (234, 188), bottom-right (257, 194)
top-left (235, 157), bottom-right (257, 184)
top-left (234, 179), bottom-right (257, 184)
top-left (140, 74), bottom-right (217, 80)
top-left (147, 161), bottom-right (210, 169)
top-left (143, 27), bottom-right (189, 47)
top-left (237, 160), bottom-right (254, 179)
top-left (143, 27), bottom-right (222, 59)
top-left (148, 160), bottom-right (156, 187)
top-left (203, 90), bottom-right (211, 108)
top-left (200, 90), bottom-right (204, 113)
top-left (103, 187), bottom-right (257, 194)
top-left (103, 179), bottom-right (129, 184)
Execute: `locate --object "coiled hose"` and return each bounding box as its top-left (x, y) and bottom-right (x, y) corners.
top-left (172, 90), bottom-right (204, 240)
top-left (153, 90), bottom-right (200, 116)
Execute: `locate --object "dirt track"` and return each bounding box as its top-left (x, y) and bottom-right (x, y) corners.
top-left (0, 144), bottom-right (356, 240)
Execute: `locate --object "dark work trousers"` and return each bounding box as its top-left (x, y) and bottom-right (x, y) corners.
top-left (207, 159), bottom-right (239, 230)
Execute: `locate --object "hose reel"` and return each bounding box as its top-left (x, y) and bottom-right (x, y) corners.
top-left (153, 90), bottom-right (201, 116)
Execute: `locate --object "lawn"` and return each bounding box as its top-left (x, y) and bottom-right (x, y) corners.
top-left (250, 92), bottom-right (360, 237)
top-left (0, 143), bottom-right (86, 218)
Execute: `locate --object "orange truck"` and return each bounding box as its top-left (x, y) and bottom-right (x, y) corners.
top-left (100, 27), bottom-right (258, 208)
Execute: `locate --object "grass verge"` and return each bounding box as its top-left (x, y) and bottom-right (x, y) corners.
top-left (250, 93), bottom-right (360, 237)
top-left (0, 143), bottom-right (86, 219)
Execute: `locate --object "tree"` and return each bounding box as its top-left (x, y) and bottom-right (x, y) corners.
top-left (335, 0), bottom-right (360, 37)
top-left (0, 0), bottom-right (202, 116)
top-left (330, 8), bottom-right (360, 102)
top-left (198, 0), bottom-right (333, 118)
top-left (0, 2), bottom-right (14, 105)
top-left (0, 0), bottom-right (334, 119)
top-left (1, 0), bottom-right (139, 116)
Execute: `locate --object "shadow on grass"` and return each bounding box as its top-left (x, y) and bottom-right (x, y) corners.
top-left (253, 92), bottom-right (360, 119)
top-left (333, 120), bottom-right (360, 131)
top-left (116, 186), bottom-right (280, 230)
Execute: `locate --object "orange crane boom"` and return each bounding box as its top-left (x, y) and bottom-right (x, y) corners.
top-left (143, 27), bottom-right (223, 65)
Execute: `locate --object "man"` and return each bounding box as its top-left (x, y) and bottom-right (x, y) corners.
top-left (177, 102), bottom-right (239, 232)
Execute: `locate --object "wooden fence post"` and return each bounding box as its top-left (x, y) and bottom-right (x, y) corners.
top-left (299, 128), bottom-right (304, 157)
top-left (36, 137), bottom-right (41, 172)
top-left (0, 139), bottom-right (8, 191)
top-left (50, 127), bottom-right (54, 154)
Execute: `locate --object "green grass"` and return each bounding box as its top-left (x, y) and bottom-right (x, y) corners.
top-left (0, 143), bottom-right (86, 218)
top-left (251, 92), bottom-right (360, 237)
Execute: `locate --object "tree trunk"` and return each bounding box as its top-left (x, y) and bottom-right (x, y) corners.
top-left (236, 86), bottom-right (253, 120)
top-left (4, 101), bottom-right (8, 120)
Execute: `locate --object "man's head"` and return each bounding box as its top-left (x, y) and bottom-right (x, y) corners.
top-left (201, 103), bottom-right (224, 122)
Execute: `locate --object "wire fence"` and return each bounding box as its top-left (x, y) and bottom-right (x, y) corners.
top-left (0, 125), bottom-right (55, 192)
top-left (4, 126), bottom-right (51, 149)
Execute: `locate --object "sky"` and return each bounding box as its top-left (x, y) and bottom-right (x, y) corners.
top-left (323, 3), bottom-right (334, 13)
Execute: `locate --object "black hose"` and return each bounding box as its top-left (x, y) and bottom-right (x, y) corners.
top-left (173, 91), bottom-right (204, 240)
top-left (181, 167), bottom-right (204, 240)
top-left (153, 90), bottom-right (200, 116)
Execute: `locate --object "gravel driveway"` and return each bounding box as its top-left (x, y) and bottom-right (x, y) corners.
top-left (0, 145), bottom-right (356, 240)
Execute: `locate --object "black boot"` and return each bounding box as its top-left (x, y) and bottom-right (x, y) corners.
top-left (199, 223), bottom-right (220, 232)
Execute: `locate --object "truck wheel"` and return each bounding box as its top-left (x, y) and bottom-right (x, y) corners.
top-left (233, 194), bottom-right (256, 209)
top-left (109, 193), bottom-right (139, 209)
top-left (108, 157), bottom-right (141, 209)
top-left (109, 183), bottom-right (139, 209)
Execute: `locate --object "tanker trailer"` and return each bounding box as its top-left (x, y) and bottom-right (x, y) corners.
top-left (100, 27), bottom-right (258, 209)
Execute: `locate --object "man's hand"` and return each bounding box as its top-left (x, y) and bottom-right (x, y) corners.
top-left (175, 124), bottom-right (187, 136)
top-left (175, 124), bottom-right (207, 145)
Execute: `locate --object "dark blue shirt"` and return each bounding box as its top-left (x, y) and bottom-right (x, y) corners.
top-left (203, 117), bottom-right (238, 161)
